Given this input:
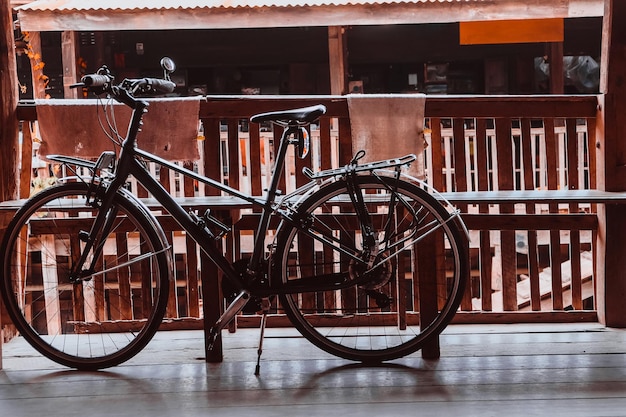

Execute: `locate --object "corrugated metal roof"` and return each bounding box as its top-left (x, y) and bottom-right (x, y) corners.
top-left (17, 0), bottom-right (478, 11)
top-left (15, 0), bottom-right (604, 32)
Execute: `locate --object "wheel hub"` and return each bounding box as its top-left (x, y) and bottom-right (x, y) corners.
top-left (349, 251), bottom-right (393, 290)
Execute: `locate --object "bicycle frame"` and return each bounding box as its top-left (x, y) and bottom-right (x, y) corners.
top-left (61, 94), bottom-right (456, 303)
top-left (72, 124), bottom-right (304, 298)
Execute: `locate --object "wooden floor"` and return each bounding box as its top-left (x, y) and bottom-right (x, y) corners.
top-left (1, 323), bottom-right (626, 417)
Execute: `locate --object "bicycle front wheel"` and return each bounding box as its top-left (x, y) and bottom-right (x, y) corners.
top-left (274, 175), bottom-right (468, 362)
top-left (0, 182), bottom-right (171, 370)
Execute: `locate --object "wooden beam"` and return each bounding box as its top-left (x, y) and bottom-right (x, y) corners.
top-left (15, 95), bottom-right (598, 121)
top-left (596, 0), bottom-right (626, 327)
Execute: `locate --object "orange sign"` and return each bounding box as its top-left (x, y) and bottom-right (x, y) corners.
top-left (460, 18), bottom-right (564, 45)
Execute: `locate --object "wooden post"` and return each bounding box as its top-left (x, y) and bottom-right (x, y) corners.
top-left (547, 42), bottom-right (564, 94)
top-left (328, 26), bottom-right (348, 95)
top-left (596, 0), bottom-right (626, 327)
top-left (62, 31), bottom-right (80, 99)
top-left (26, 31), bottom-right (46, 99)
top-left (0, 0), bottom-right (20, 370)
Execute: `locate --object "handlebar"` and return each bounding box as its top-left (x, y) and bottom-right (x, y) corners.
top-left (70, 65), bottom-right (176, 108)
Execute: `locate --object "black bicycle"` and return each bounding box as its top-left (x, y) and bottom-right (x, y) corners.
top-left (0, 59), bottom-right (469, 371)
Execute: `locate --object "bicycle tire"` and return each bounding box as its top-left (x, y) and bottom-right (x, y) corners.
top-left (0, 181), bottom-right (171, 370)
top-left (274, 175), bottom-right (468, 362)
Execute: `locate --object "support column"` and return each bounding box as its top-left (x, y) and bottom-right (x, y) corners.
top-left (26, 31), bottom-right (47, 99)
top-left (0, 0), bottom-right (20, 369)
top-left (328, 26), bottom-right (348, 95)
top-left (596, 0), bottom-right (626, 327)
top-left (547, 41), bottom-right (564, 94)
top-left (62, 31), bottom-right (80, 99)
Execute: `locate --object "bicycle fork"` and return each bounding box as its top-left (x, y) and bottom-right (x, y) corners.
top-left (69, 185), bottom-right (123, 282)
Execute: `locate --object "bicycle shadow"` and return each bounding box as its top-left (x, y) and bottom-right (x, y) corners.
top-left (267, 359), bottom-right (453, 402)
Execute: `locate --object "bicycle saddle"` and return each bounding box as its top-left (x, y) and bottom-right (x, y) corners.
top-left (250, 104), bottom-right (326, 125)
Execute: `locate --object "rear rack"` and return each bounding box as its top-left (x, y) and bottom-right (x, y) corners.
top-left (303, 153), bottom-right (416, 180)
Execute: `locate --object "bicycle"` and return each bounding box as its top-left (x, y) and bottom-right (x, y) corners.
top-left (0, 59), bottom-right (469, 371)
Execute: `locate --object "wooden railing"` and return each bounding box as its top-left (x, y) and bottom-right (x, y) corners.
top-left (200, 95), bottom-right (601, 323)
top-left (8, 95), bottom-right (601, 335)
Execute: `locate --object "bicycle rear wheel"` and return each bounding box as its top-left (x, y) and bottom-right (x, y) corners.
top-left (0, 182), bottom-right (171, 370)
top-left (274, 175), bottom-right (468, 362)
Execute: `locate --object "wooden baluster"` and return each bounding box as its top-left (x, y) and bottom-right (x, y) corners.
top-left (164, 231), bottom-right (178, 319)
top-left (495, 117), bottom-right (517, 311)
top-left (183, 161), bottom-right (200, 318)
top-left (115, 233), bottom-right (132, 320)
top-left (476, 118), bottom-right (493, 311)
top-left (544, 118), bottom-right (564, 310)
top-left (520, 118), bottom-right (541, 311)
top-left (319, 117), bottom-right (333, 171)
top-left (249, 123), bottom-right (263, 198)
top-left (70, 237), bottom-right (86, 323)
top-left (157, 165), bottom-right (178, 319)
top-left (566, 118), bottom-right (583, 309)
top-left (429, 118), bottom-right (444, 191)
top-left (41, 235), bottom-right (62, 335)
top-left (452, 118), bottom-right (472, 311)
top-left (319, 118), bottom-right (336, 312)
top-left (586, 117), bottom-right (598, 303)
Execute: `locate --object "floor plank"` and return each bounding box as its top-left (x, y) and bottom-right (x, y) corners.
top-left (1, 323), bottom-right (626, 417)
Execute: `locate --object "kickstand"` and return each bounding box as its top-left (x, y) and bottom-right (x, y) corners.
top-left (254, 299), bottom-right (271, 376)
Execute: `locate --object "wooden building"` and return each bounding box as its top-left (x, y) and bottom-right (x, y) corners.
top-left (3, 0), bottom-right (626, 389)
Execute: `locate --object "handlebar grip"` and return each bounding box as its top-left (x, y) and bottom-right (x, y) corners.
top-left (148, 78), bottom-right (176, 94)
top-left (82, 74), bottom-right (113, 87)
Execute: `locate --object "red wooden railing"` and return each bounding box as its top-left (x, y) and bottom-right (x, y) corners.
top-left (4, 95), bottom-right (601, 343)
